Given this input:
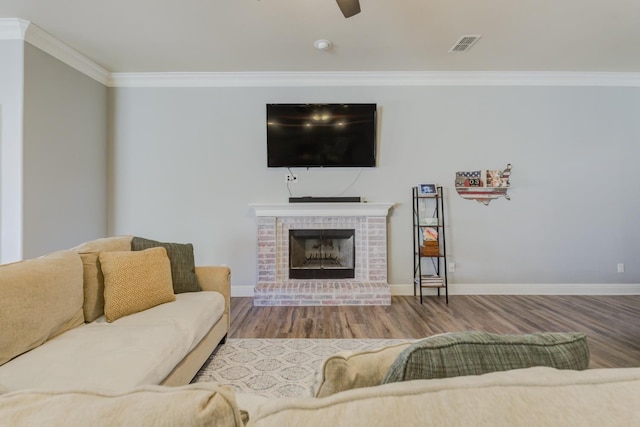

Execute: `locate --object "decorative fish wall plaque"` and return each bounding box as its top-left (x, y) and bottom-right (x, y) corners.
top-left (455, 163), bottom-right (512, 205)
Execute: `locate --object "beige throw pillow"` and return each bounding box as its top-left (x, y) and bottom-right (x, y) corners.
top-left (99, 247), bottom-right (176, 323)
top-left (71, 235), bottom-right (134, 253)
top-left (0, 251), bottom-right (84, 366)
top-left (78, 252), bottom-right (105, 322)
top-left (73, 236), bottom-right (134, 322)
top-left (312, 341), bottom-right (414, 398)
top-left (0, 384), bottom-right (244, 427)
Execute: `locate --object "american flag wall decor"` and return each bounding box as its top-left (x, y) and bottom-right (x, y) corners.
top-left (455, 164), bottom-right (512, 205)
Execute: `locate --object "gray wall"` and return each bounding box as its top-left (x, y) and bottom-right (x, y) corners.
top-left (108, 85), bottom-right (640, 291)
top-left (20, 44), bottom-right (108, 258)
top-left (0, 40), bottom-right (24, 263)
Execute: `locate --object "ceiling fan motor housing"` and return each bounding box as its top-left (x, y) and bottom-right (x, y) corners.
top-left (336, 0), bottom-right (361, 18)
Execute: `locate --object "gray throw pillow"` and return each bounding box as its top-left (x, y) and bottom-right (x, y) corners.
top-left (131, 237), bottom-right (201, 293)
top-left (382, 331), bottom-right (589, 384)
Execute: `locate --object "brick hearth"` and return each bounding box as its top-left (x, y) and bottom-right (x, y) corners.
top-left (254, 282), bottom-right (391, 306)
top-left (251, 203), bottom-right (393, 306)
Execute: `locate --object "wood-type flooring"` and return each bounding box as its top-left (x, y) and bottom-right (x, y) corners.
top-left (229, 295), bottom-right (640, 369)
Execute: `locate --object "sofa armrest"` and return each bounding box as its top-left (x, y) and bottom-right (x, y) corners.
top-left (195, 266), bottom-right (231, 329)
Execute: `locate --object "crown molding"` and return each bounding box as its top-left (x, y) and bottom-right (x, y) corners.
top-left (24, 23), bottom-right (110, 86)
top-left (3, 18), bottom-right (640, 89)
top-left (0, 18), bottom-right (110, 86)
top-left (108, 71), bottom-right (640, 88)
top-left (0, 17), bottom-right (29, 39)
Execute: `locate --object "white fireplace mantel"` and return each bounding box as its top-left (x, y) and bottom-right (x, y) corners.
top-left (250, 202), bottom-right (394, 217)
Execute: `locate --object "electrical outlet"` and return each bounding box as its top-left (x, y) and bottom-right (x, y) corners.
top-left (448, 262), bottom-right (456, 273)
top-left (617, 263), bottom-right (625, 273)
top-left (285, 173), bottom-right (298, 183)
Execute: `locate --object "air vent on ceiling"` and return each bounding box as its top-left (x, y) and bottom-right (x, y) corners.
top-left (449, 35), bottom-right (482, 53)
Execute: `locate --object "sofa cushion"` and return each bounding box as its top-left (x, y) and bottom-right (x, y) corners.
top-left (72, 235), bottom-right (133, 322)
top-left (248, 367), bottom-right (640, 427)
top-left (0, 383), bottom-right (243, 427)
top-left (71, 235), bottom-right (134, 253)
top-left (312, 341), bottom-right (415, 398)
top-left (0, 251), bottom-right (84, 366)
top-left (100, 247), bottom-right (176, 322)
top-left (383, 331), bottom-right (589, 384)
top-left (131, 236), bottom-right (201, 293)
top-left (0, 292), bottom-right (224, 392)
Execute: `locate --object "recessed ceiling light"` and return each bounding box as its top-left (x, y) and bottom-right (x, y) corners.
top-left (314, 39), bottom-right (333, 51)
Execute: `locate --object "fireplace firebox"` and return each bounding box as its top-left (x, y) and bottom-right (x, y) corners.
top-left (289, 229), bottom-right (355, 279)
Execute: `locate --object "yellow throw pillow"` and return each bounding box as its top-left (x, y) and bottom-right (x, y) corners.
top-left (99, 247), bottom-right (176, 323)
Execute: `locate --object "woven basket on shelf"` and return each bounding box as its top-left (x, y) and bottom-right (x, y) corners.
top-left (420, 240), bottom-right (439, 256)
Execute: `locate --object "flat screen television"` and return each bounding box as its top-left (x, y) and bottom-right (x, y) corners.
top-left (266, 103), bottom-right (377, 167)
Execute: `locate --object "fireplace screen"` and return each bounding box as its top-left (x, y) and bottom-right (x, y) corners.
top-left (289, 229), bottom-right (355, 279)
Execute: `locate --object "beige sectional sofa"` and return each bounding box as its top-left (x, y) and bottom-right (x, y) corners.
top-left (3, 366), bottom-right (640, 426)
top-left (242, 333), bottom-right (640, 425)
top-left (0, 236), bottom-right (230, 393)
top-left (246, 366), bottom-right (640, 426)
top-left (2, 342), bottom-right (640, 426)
top-left (3, 245), bottom-right (640, 426)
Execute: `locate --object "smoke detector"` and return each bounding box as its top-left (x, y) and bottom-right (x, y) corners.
top-left (449, 35), bottom-right (482, 53)
top-left (314, 39), bottom-right (333, 51)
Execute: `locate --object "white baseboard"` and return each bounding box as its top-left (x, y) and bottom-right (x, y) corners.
top-left (231, 286), bottom-right (256, 297)
top-left (232, 283), bottom-right (640, 297)
top-left (389, 283), bottom-right (640, 296)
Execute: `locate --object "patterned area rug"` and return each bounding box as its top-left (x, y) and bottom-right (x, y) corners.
top-left (192, 338), bottom-right (406, 398)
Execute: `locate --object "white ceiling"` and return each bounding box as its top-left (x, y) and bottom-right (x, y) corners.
top-left (1, 0), bottom-right (640, 74)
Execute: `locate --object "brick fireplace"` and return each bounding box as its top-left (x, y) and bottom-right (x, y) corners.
top-left (251, 203), bottom-right (393, 306)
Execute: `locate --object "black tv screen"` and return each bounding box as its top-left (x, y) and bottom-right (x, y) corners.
top-left (266, 103), bottom-right (377, 167)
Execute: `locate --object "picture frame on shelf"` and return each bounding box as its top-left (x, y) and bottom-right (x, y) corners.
top-left (417, 183), bottom-right (437, 196)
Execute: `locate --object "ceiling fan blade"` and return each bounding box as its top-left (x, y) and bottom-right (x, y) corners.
top-left (336, 0), bottom-right (361, 18)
